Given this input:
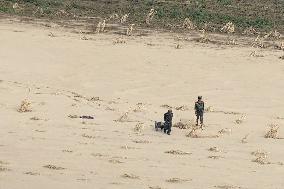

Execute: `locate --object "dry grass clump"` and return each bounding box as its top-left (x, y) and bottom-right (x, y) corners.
top-left (208, 147), bottom-right (221, 152)
top-left (173, 119), bottom-right (194, 129)
top-left (226, 39), bottom-right (237, 45)
top-left (113, 37), bottom-right (126, 45)
top-left (208, 155), bottom-right (224, 159)
top-left (132, 139), bottom-right (150, 144)
top-left (133, 123), bottom-right (144, 133)
top-left (68, 114), bottom-right (79, 119)
top-left (215, 185), bottom-right (243, 189)
top-left (164, 150), bottom-right (191, 155)
top-left (160, 104), bottom-right (172, 109)
top-left (264, 124), bottom-right (282, 139)
top-left (82, 134), bottom-right (96, 139)
top-left (197, 29), bottom-right (210, 43)
top-left (126, 24), bottom-right (135, 36)
top-left (205, 106), bottom-right (214, 112)
top-left (109, 159), bottom-right (123, 164)
top-left (96, 20), bottom-right (106, 33)
top-left (166, 177), bottom-right (190, 183)
top-left (252, 35), bottom-right (265, 48)
top-left (145, 8), bottom-right (156, 25)
top-left (249, 51), bottom-right (264, 57)
top-left (43, 165), bottom-right (65, 170)
top-left (175, 105), bottom-right (189, 111)
top-left (0, 166), bottom-right (11, 172)
top-left (263, 30), bottom-right (281, 39)
top-left (121, 173), bottom-right (139, 179)
top-left (18, 99), bottom-right (32, 112)
top-left (218, 128), bottom-right (232, 135)
top-left (235, 115), bottom-right (246, 124)
top-left (115, 112), bottom-right (131, 122)
top-left (242, 26), bottom-right (258, 35)
top-left (186, 127), bottom-right (219, 138)
top-left (133, 103), bottom-right (145, 112)
top-left (12, 3), bottom-right (20, 9)
top-left (48, 32), bottom-right (55, 37)
top-left (251, 150), bottom-right (269, 165)
top-left (120, 14), bottom-right (129, 24)
top-left (175, 44), bottom-right (182, 49)
top-left (220, 22), bottom-right (235, 34)
top-left (241, 134), bottom-right (249, 143)
top-left (182, 18), bottom-right (196, 30)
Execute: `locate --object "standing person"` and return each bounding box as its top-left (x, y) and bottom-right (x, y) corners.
top-left (164, 109), bottom-right (173, 135)
top-left (195, 96), bottom-right (205, 127)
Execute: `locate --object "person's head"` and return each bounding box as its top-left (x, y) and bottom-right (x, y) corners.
top-left (168, 109), bottom-right (172, 113)
top-left (198, 96), bottom-right (202, 101)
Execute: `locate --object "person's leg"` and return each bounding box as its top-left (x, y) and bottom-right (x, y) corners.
top-left (167, 122), bottom-right (172, 135)
top-left (196, 114), bottom-right (200, 126)
top-left (200, 113), bottom-right (204, 125)
top-left (164, 122), bottom-right (168, 133)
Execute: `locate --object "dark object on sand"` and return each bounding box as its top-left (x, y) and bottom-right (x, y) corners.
top-left (80, 116), bottom-right (94, 119)
top-left (155, 121), bottom-right (165, 131)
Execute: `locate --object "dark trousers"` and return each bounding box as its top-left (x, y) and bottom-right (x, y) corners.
top-left (196, 112), bottom-right (203, 125)
top-left (164, 121), bottom-right (172, 134)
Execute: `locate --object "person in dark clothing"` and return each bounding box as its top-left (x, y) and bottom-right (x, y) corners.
top-left (164, 109), bottom-right (173, 135)
top-left (195, 96), bottom-right (205, 127)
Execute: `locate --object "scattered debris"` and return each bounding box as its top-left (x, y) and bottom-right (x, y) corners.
top-left (24, 171), bottom-right (40, 176)
top-left (43, 165), bottom-right (65, 170)
top-left (160, 104), bottom-right (172, 109)
top-left (109, 159), bottom-right (123, 164)
top-left (175, 105), bottom-right (189, 111)
top-left (68, 114), bottom-right (79, 119)
top-left (132, 139), bottom-right (150, 144)
top-left (80, 116), bottom-right (94, 119)
top-left (121, 173), bottom-right (139, 179)
top-left (166, 177), bottom-right (190, 183)
top-left (165, 150), bottom-right (191, 155)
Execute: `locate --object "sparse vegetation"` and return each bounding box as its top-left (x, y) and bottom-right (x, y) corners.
top-left (0, 0), bottom-right (282, 33)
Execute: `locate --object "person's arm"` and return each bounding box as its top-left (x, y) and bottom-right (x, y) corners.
top-left (202, 102), bottom-right (205, 112)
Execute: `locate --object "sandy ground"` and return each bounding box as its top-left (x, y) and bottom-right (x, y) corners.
top-left (0, 18), bottom-right (284, 189)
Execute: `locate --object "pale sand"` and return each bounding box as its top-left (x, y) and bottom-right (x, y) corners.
top-left (0, 18), bottom-right (284, 189)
